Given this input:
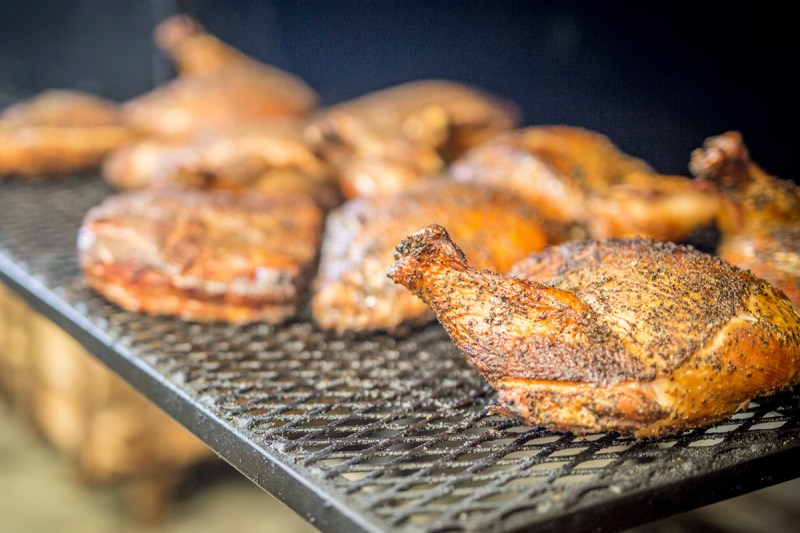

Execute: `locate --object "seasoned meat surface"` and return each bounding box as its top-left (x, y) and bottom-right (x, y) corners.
top-left (78, 189), bottom-right (323, 324)
top-left (305, 80), bottom-right (520, 199)
top-left (388, 225), bottom-right (800, 438)
top-left (690, 131), bottom-right (800, 307)
top-left (312, 181), bottom-right (563, 334)
top-left (449, 125), bottom-right (718, 241)
top-left (0, 90), bottom-right (134, 177)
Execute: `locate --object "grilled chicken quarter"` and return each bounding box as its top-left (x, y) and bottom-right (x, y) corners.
top-left (78, 188), bottom-right (323, 324)
top-left (388, 224), bottom-right (800, 438)
top-left (121, 15), bottom-right (318, 140)
top-left (304, 79), bottom-right (520, 199)
top-left (312, 181), bottom-right (566, 334)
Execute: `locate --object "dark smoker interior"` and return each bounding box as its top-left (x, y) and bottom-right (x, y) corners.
top-left (1, 1), bottom-right (797, 181)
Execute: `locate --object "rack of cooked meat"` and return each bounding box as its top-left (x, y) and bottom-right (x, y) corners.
top-left (2, 14), bottom-right (798, 441)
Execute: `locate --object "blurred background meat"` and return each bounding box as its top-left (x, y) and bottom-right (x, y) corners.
top-left (120, 14), bottom-right (319, 141)
top-left (311, 181), bottom-right (565, 334)
top-left (0, 90), bottom-right (134, 177)
top-left (1, 1), bottom-right (795, 184)
top-left (449, 125), bottom-right (720, 242)
top-left (690, 131), bottom-right (800, 307)
top-left (304, 79), bottom-right (520, 198)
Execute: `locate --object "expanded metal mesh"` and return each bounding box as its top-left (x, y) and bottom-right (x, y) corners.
top-left (1, 176), bottom-right (799, 532)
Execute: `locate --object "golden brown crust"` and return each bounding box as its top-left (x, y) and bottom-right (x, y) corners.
top-left (389, 225), bottom-right (800, 438)
top-left (690, 131), bottom-right (800, 308)
top-left (449, 125), bottom-right (718, 241)
top-left (304, 80), bottom-right (520, 199)
top-left (508, 239), bottom-right (758, 375)
top-left (492, 380), bottom-right (669, 435)
top-left (78, 189), bottom-right (323, 324)
top-left (312, 181), bottom-right (563, 334)
top-left (449, 126), bottom-right (650, 225)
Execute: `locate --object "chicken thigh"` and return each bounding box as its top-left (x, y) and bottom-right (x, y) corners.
top-left (312, 181), bottom-right (564, 334)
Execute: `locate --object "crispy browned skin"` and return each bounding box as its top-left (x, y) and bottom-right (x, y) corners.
top-left (102, 121), bottom-right (341, 209)
top-left (121, 16), bottom-right (318, 140)
top-left (449, 125), bottom-right (718, 241)
top-left (78, 189), bottom-right (323, 324)
top-left (690, 131), bottom-right (800, 307)
top-left (312, 181), bottom-right (564, 334)
top-left (304, 80), bottom-right (520, 199)
top-left (388, 225), bottom-right (800, 438)
top-left (0, 90), bottom-right (135, 177)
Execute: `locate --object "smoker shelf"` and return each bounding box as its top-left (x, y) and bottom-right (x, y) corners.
top-left (1, 176), bottom-right (799, 533)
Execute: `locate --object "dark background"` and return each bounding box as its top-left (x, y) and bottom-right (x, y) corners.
top-left (0, 1), bottom-right (796, 181)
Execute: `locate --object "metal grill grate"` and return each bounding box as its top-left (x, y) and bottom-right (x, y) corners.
top-left (1, 176), bottom-right (799, 533)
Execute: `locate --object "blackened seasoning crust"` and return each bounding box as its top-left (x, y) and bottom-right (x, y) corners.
top-left (389, 225), bottom-right (800, 438)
